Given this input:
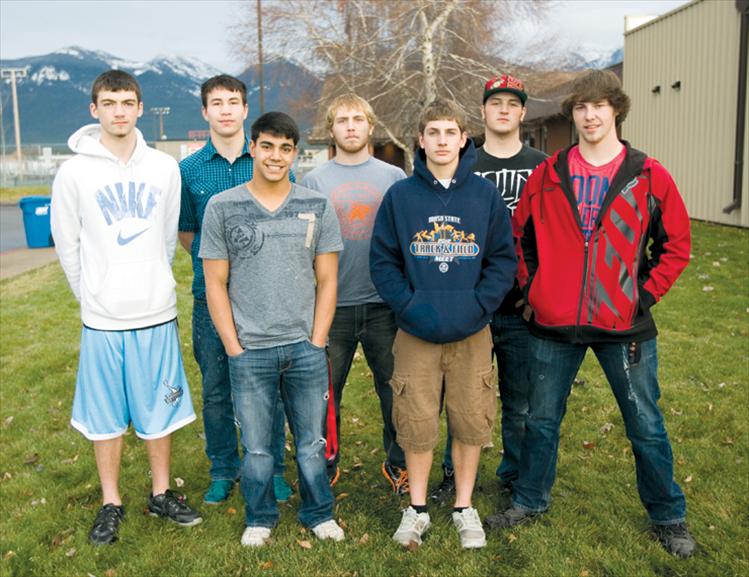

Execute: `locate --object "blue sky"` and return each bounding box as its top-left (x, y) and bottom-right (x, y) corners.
top-left (0, 0), bottom-right (689, 73)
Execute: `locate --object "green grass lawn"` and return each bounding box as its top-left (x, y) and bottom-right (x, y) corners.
top-left (1, 220), bottom-right (747, 577)
top-left (0, 187), bottom-right (50, 205)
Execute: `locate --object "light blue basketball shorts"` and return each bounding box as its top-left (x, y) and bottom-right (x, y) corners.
top-left (71, 320), bottom-right (196, 441)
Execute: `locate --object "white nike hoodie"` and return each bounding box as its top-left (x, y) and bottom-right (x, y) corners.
top-left (51, 124), bottom-right (181, 330)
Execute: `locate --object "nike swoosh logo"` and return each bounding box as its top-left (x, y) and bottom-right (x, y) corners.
top-left (117, 227), bottom-right (150, 246)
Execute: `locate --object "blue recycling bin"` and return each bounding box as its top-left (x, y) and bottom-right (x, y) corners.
top-left (19, 196), bottom-right (54, 249)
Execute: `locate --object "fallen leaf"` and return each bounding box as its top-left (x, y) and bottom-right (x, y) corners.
top-left (2, 416), bottom-right (13, 427)
top-left (297, 539), bottom-right (313, 550)
top-left (226, 507), bottom-right (237, 515)
top-left (707, 403), bottom-right (714, 411)
top-left (712, 261), bottom-right (721, 267)
top-left (358, 532), bottom-right (370, 544)
top-left (599, 422), bottom-right (614, 434)
top-left (174, 477), bottom-right (185, 488)
top-left (2, 472), bottom-right (11, 481)
top-left (23, 454), bottom-right (40, 465)
top-left (702, 286), bottom-right (714, 292)
top-left (51, 528), bottom-right (75, 546)
top-left (355, 441), bottom-right (363, 447)
top-left (582, 440), bottom-right (596, 450)
top-left (369, 448), bottom-right (378, 455)
top-left (405, 540), bottom-right (420, 552)
top-left (260, 561), bottom-right (273, 570)
top-left (4, 551), bottom-right (16, 560)
top-left (580, 571), bottom-right (590, 577)
top-left (669, 407), bottom-right (683, 416)
top-left (352, 462), bottom-right (363, 469)
top-left (65, 547), bottom-right (76, 558)
top-left (61, 454), bottom-right (79, 465)
top-left (709, 525), bottom-right (716, 531)
top-left (336, 493), bottom-right (350, 502)
top-left (723, 437), bottom-right (735, 446)
top-left (718, 382), bottom-right (726, 389)
top-left (105, 569), bottom-right (117, 577)
top-left (684, 475), bottom-right (693, 483)
top-left (351, 417), bottom-right (360, 424)
top-left (677, 457), bottom-right (686, 465)
top-left (507, 533), bottom-right (517, 543)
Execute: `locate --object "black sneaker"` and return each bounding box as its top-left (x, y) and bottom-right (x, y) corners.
top-left (89, 503), bottom-right (125, 545)
top-left (382, 461), bottom-right (409, 495)
top-left (147, 490), bottom-right (202, 527)
top-left (429, 467), bottom-right (455, 505)
top-left (484, 504), bottom-right (540, 529)
top-left (653, 522), bottom-right (696, 558)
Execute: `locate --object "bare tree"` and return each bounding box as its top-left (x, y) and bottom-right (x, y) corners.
top-left (233, 0), bottom-right (546, 169)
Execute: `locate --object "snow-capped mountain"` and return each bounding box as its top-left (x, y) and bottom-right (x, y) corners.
top-left (0, 46), bottom-right (321, 145)
top-left (502, 41), bottom-right (624, 72)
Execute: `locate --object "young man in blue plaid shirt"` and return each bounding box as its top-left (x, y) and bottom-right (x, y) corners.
top-left (179, 75), bottom-right (291, 505)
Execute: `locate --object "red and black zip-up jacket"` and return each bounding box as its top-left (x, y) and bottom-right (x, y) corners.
top-left (513, 142), bottom-right (690, 344)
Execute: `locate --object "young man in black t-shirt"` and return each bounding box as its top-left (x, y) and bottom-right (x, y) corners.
top-left (431, 74), bottom-right (546, 504)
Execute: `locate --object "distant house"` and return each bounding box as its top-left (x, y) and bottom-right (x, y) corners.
top-left (623, 0), bottom-right (748, 227)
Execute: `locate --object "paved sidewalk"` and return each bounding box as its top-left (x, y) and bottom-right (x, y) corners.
top-left (0, 247), bottom-right (58, 281)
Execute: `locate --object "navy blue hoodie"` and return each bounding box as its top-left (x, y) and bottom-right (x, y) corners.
top-left (370, 139), bottom-right (516, 343)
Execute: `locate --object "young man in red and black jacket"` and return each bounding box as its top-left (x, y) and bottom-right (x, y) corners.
top-left (485, 70), bottom-right (696, 558)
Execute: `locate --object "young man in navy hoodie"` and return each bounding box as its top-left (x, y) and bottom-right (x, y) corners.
top-left (370, 99), bottom-right (516, 549)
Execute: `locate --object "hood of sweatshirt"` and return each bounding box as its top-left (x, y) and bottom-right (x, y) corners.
top-left (67, 124), bottom-right (148, 165)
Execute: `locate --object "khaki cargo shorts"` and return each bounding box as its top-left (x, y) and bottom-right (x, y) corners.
top-left (389, 326), bottom-right (496, 453)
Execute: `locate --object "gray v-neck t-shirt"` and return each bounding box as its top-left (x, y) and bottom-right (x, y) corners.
top-left (199, 183), bottom-right (343, 349)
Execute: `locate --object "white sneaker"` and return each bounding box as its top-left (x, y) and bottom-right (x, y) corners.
top-left (312, 519), bottom-right (345, 541)
top-left (452, 507), bottom-right (486, 549)
top-left (241, 526), bottom-right (271, 547)
top-left (392, 506), bottom-right (431, 547)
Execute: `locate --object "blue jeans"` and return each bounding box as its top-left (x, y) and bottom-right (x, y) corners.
top-left (442, 313), bottom-right (530, 484)
top-left (228, 340), bottom-right (334, 528)
top-left (327, 303), bottom-right (405, 469)
top-left (192, 299), bottom-right (286, 481)
top-left (513, 336), bottom-right (686, 524)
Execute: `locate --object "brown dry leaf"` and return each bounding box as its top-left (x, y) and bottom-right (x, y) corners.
top-left (358, 532), bottom-right (370, 545)
top-left (405, 541), bottom-right (420, 552)
top-left (105, 569), bottom-right (117, 577)
top-left (351, 417), bottom-right (360, 424)
top-left (23, 454), bottom-right (40, 465)
top-left (2, 472), bottom-right (11, 481)
top-left (507, 533), bottom-right (517, 543)
top-left (3, 416), bottom-right (13, 427)
top-left (599, 422), bottom-right (614, 435)
top-left (669, 407), bottom-right (683, 416)
top-left (260, 561), bottom-right (273, 570)
top-left (684, 475), bottom-right (693, 483)
top-left (65, 547), bottom-right (76, 558)
top-left (336, 493), bottom-right (350, 501)
top-left (582, 440), bottom-right (596, 450)
top-left (226, 507), bottom-right (237, 515)
top-left (297, 539), bottom-right (313, 550)
top-left (51, 528), bottom-right (74, 547)
top-left (355, 441), bottom-right (364, 447)
top-left (580, 571), bottom-right (590, 577)
top-left (723, 437), bottom-right (735, 446)
top-left (369, 448), bottom-right (379, 455)
top-left (4, 551), bottom-right (16, 560)
top-left (677, 457), bottom-right (686, 465)
top-left (352, 462), bottom-right (363, 469)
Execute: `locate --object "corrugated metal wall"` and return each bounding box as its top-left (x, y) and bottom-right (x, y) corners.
top-left (623, 0), bottom-right (748, 227)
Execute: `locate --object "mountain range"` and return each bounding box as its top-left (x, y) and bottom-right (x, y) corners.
top-left (0, 45), bottom-right (621, 147)
top-left (0, 47), bottom-right (322, 146)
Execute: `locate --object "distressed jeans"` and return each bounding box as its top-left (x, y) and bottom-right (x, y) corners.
top-left (228, 340), bottom-right (334, 529)
top-left (442, 312), bottom-right (530, 485)
top-left (192, 299), bottom-right (286, 481)
top-left (512, 336), bottom-right (687, 524)
top-left (327, 303), bottom-right (405, 469)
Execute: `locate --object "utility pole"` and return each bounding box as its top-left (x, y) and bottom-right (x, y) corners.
top-left (0, 67), bottom-right (27, 170)
top-left (257, 0), bottom-right (265, 114)
top-left (150, 107), bottom-right (170, 140)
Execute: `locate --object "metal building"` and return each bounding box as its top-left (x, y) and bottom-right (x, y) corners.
top-left (623, 0), bottom-right (748, 227)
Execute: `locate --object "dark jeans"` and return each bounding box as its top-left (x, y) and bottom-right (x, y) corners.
top-left (442, 313), bottom-right (530, 485)
top-left (327, 302), bottom-right (405, 469)
top-left (192, 299), bottom-right (286, 481)
top-left (228, 340), bottom-right (334, 528)
top-left (512, 336), bottom-right (687, 524)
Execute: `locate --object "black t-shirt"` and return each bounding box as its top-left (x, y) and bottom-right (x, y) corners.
top-left (473, 144), bottom-right (547, 314)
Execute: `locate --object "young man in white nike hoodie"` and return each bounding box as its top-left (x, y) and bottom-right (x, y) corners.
top-left (51, 70), bottom-right (202, 545)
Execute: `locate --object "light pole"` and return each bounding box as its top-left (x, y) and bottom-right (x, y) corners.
top-left (150, 107), bottom-right (171, 140)
top-left (0, 67), bottom-right (27, 171)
